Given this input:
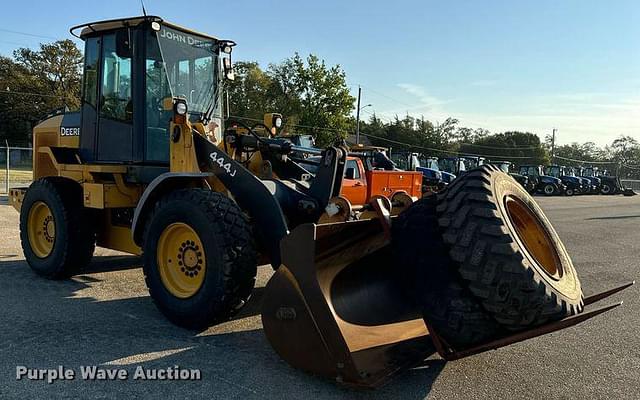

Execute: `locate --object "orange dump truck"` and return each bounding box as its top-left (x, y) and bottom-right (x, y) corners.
top-left (341, 156), bottom-right (422, 206)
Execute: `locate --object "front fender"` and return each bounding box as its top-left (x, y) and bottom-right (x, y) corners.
top-left (131, 172), bottom-right (213, 245)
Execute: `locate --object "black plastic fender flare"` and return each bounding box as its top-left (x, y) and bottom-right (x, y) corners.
top-left (131, 172), bottom-right (215, 245)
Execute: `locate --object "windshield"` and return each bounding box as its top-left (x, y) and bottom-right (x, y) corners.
top-left (498, 163), bottom-right (510, 173)
top-left (521, 166), bottom-right (540, 176)
top-left (425, 158), bottom-right (439, 170)
top-left (438, 158), bottom-right (458, 173)
top-left (149, 25), bottom-right (221, 117)
top-left (144, 25), bottom-right (222, 161)
top-left (463, 157), bottom-right (483, 170)
top-left (545, 166), bottom-right (561, 177)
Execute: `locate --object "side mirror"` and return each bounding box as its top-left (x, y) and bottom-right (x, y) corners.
top-left (345, 167), bottom-right (357, 180)
top-left (115, 29), bottom-right (132, 58)
top-left (223, 57), bottom-right (235, 81)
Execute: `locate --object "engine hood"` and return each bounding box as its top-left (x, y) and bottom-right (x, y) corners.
top-left (540, 175), bottom-right (562, 185)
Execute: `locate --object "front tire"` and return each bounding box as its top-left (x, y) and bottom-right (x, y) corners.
top-left (601, 184), bottom-right (614, 195)
top-left (437, 166), bottom-right (583, 330)
top-left (142, 189), bottom-right (257, 329)
top-left (20, 178), bottom-right (95, 279)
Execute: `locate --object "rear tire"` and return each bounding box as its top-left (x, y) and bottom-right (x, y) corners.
top-left (543, 183), bottom-right (556, 196)
top-left (437, 165), bottom-right (583, 330)
top-left (601, 184), bottom-right (613, 195)
top-left (142, 189), bottom-right (257, 329)
top-left (393, 195), bottom-right (501, 347)
top-left (20, 178), bottom-right (95, 279)
top-left (565, 188), bottom-right (574, 196)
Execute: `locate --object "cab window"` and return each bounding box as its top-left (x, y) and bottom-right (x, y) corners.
top-left (344, 160), bottom-right (361, 179)
top-left (82, 37), bottom-right (99, 108)
top-left (100, 33), bottom-right (133, 122)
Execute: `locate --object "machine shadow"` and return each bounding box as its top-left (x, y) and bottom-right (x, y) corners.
top-left (585, 214), bottom-right (640, 220)
top-left (81, 255), bottom-right (143, 273)
top-left (0, 257), bottom-right (445, 399)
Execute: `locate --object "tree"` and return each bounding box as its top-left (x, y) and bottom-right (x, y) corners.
top-left (13, 40), bottom-right (82, 110)
top-left (0, 40), bottom-right (82, 145)
top-left (226, 54), bottom-right (355, 146)
top-left (607, 136), bottom-right (640, 178)
top-left (268, 54), bottom-right (355, 146)
top-left (459, 131), bottom-right (549, 165)
top-left (226, 61), bottom-right (275, 121)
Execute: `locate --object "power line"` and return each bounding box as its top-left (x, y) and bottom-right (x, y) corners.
top-left (354, 84), bottom-right (417, 109)
top-left (0, 28), bottom-right (58, 40)
top-left (228, 115), bottom-right (346, 134)
top-left (231, 112), bottom-right (532, 158)
top-left (0, 90), bottom-right (64, 99)
top-left (358, 132), bottom-right (535, 159)
top-left (0, 40), bottom-right (34, 48)
top-left (554, 154), bottom-right (615, 165)
top-left (360, 109), bottom-right (543, 153)
top-left (622, 163), bottom-right (640, 170)
top-left (460, 142), bottom-right (540, 150)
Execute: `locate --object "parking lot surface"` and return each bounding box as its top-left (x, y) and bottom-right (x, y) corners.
top-left (0, 195), bottom-right (638, 399)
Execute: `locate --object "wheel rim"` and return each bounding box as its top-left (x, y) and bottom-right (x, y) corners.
top-left (504, 195), bottom-right (563, 280)
top-left (602, 185), bottom-right (610, 194)
top-left (157, 222), bottom-right (206, 299)
top-left (27, 201), bottom-right (55, 258)
top-left (544, 185), bottom-right (554, 194)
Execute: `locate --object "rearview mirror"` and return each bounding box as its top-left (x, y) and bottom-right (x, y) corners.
top-left (345, 167), bottom-right (357, 180)
top-left (115, 29), bottom-right (132, 58)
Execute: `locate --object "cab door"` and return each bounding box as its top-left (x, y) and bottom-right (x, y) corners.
top-left (95, 30), bottom-right (134, 162)
top-left (341, 159), bottom-right (367, 205)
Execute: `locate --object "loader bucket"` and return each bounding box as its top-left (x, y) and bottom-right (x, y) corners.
top-left (261, 219), bottom-right (433, 387)
top-left (261, 218), bottom-right (634, 388)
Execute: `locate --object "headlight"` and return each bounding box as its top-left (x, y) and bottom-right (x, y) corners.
top-left (274, 116), bottom-right (283, 129)
top-left (175, 101), bottom-right (188, 115)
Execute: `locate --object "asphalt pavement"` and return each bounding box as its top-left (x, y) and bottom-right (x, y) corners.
top-left (0, 194), bottom-right (638, 399)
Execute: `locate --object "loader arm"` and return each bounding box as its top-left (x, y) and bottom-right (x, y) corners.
top-left (192, 133), bottom-right (289, 268)
top-left (192, 132), bottom-right (349, 268)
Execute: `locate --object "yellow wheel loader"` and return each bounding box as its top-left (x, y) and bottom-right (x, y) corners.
top-left (9, 16), bottom-right (632, 388)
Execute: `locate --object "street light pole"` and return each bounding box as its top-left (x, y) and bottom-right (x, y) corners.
top-left (355, 86), bottom-right (362, 144)
top-left (551, 128), bottom-right (557, 162)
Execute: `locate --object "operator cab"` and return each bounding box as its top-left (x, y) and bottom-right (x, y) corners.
top-left (494, 161), bottom-right (512, 174)
top-left (519, 165), bottom-right (544, 177)
top-left (439, 157), bottom-right (466, 175)
top-left (72, 16), bottom-right (231, 167)
top-left (544, 165), bottom-right (564, 178)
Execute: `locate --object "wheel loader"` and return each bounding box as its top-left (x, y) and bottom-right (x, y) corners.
top-left (8, 15), bottom-right (632, 388)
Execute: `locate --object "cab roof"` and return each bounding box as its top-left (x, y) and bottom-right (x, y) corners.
top-left (349, 145), bottom-right (389, 152)
top-left (70, 15), bottom-right (219, 42)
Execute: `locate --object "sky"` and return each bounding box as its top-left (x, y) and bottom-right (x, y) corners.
top-left (1, 0), bottom-right (638, 146)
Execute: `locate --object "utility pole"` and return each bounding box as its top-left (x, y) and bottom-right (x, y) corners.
top-left (551, 128), bottom-right (556, 162)
top-left (5, 140), bottom-right (9, 194)
top-left (355, 86), bottom-right (362, 144)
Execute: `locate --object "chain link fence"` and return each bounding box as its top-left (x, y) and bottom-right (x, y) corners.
top-left (621, 179), bottom-right (640, 191)
top-left (1, 146), bottom-right (33, 194)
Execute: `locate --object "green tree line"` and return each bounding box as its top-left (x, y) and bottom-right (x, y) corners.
top-left (1, 40), bottom-right (639, 178)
